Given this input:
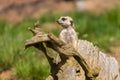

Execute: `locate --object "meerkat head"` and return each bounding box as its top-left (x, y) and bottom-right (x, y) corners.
top-left (57, 16), bottom-right (74, 28)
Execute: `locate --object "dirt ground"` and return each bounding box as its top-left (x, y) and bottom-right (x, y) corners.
top-left (0, 0), bottom-right (120, 22)
top-left (0, 0), bottom-right (75, 22)
top-left (0, 69), bottom-right (16, 80)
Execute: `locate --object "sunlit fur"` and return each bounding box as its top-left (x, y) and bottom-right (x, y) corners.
top-left (57, 16), bottom-right (78, 50)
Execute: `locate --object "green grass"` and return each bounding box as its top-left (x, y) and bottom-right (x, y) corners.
top-left (0, 9), bottom-right (120, 80)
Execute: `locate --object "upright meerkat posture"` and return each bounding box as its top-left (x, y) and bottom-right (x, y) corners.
top-left (57, 16), bottom-right (78, 50)
top-left (55, 16), bottom-right (78, 64)
top-left (57, 16), bottom-right (81, 78)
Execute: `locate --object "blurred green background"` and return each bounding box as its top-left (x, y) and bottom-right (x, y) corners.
top-left (0, 0), bottom-right (120, 80)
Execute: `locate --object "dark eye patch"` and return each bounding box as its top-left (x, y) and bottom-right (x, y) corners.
top-left (61, 17), bottom-right (66, 21)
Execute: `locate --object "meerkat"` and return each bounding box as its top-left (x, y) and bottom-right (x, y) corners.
top-left (55, 16), bottom-right (78, 64)
top-left (57, 16), bottom-right (78, 50)
top-left (56, 16), bottom-right (81, 78)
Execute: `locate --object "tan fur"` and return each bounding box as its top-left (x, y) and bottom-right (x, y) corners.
top-left (57, 16), bottom-right (78, 50)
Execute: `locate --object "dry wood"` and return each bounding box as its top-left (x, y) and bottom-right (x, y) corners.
top-left (25, 22), bottom-right (120, 80)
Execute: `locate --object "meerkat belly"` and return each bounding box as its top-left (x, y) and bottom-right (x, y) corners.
top-left (66, 32), bottom-right (75, 43)
top-left (60, 29), bottom-right (77, 44)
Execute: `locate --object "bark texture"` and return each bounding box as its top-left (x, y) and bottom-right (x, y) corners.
top-left (25, 22), bottom-right (120, 80)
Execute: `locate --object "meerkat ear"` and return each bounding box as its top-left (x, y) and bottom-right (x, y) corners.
top-left (70, 20), bottom-right (73, 26)
top-left (70, 20), bottom-right (75, 28)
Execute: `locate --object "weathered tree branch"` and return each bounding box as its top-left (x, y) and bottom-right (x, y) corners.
top-left (25, 22), bottom-right (100, 80)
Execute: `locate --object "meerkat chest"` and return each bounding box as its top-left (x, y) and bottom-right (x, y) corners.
top-left (60, 28), bottom-right (77, 43)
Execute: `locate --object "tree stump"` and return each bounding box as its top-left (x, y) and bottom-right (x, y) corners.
top-left (25, 22), bottom-right (120, 80)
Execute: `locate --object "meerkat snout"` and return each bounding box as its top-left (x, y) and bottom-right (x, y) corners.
top-left (57, 16), bottom-right (74, 28)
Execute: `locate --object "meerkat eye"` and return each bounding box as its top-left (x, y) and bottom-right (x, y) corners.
top-left (61, 18), bottom-right (66, 21)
